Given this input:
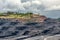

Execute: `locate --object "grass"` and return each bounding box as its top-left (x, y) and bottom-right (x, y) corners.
top-left (0, 12), bottom-right (33, 19)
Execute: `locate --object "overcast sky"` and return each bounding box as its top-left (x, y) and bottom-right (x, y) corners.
top-left (0, 0), bottom-right (60, 18)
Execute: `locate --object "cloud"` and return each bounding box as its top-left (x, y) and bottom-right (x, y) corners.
top-left (32, 0), bottom-right (41, 5)
top-left (22, 0), bottom-right (42, 13)
top-left (0, 0), bottom-right (60, 12)
top-left (41, 0), bottom-right (60, 11)
top-left (0, 0), bottom-right (25, 12)
top-left (0, 0), bottom-right (43, 12)
top-left (45, 5), bottom-right (60, 11)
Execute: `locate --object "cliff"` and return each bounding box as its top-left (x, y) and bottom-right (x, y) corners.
top-left (0, 13), bottom-right (47, 22)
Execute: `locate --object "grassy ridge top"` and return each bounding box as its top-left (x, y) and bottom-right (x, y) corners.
top-left (0, 12), bottom-right (34, 19)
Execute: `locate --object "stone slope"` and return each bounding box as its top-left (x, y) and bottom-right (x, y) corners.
top-left (0, 18), bottom-right (60, 39)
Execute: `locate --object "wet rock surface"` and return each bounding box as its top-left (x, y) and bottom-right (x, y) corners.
top-left (0, 18), bottom-right (60, 39)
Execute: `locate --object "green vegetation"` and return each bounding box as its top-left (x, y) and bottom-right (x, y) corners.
top-left (0, 12), bottom-right (33, 19)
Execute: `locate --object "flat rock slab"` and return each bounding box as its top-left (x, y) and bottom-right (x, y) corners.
top-left (45, 35), bottom-right (60, 40)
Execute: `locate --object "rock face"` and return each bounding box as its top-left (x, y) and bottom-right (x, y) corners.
top-left (0, 18), bottom-right (60, 39)
top-left (31, 15), bottom-right (47, 22)
top-left (35, 15), bottom-right (47, 22)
